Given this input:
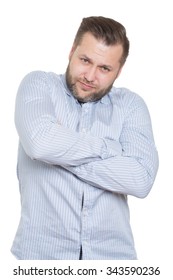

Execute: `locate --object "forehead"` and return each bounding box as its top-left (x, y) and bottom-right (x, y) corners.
top-left (76, 32), bottom-right (123, 66)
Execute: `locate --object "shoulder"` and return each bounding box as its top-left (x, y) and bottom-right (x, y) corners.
top-left (19, 70), bottom-right (61, 85)
top-left (109, 87), bottom-right (149, 111)
top-left (16, 71), bottom-right (64, 102)
top-left (17, 71), bottom-right (64, 96)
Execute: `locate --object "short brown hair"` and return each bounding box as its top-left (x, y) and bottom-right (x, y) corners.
top-left (73, 16), bottom-right (130, 66)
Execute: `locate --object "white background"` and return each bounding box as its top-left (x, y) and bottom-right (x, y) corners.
top-left (0, 0), bottom-right (172, 277)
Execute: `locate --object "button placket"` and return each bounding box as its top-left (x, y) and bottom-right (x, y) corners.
top-left (79, 103), bottom-right (93, 259)
top-left (79, 103), bottom-right (91, 134)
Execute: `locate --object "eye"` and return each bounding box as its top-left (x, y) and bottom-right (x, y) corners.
top-left (80, 57), bottom-right (89, 64)
top-left (101, 66), bottom-right (110, 72)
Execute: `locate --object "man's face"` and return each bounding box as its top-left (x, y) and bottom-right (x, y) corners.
top-left (66, 32), bottom-right (123, 103)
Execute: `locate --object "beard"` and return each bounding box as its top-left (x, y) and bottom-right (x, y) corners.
top-left (65, 64), bottom-right (113, 103)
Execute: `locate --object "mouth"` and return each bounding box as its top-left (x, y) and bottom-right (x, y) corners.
top-left (78, 81), bottom-right (95, 90)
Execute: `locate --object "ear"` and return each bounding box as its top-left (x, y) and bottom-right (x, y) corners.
top-left (68, 46), bottom-right (76, 60)
top-left (116, 66), bottom-right (123, 79)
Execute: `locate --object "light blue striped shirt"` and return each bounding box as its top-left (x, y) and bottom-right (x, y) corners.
top-left (11, 71), bottom-right (159, 260)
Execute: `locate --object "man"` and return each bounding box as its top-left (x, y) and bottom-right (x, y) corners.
top-left (11, 16), bottom-right (159, 260)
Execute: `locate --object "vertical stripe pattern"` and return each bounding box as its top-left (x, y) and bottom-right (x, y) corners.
top-left (11, 71), bottom-right (158, 259)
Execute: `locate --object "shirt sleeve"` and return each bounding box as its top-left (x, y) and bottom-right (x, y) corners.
top-left (14, 71), bottom-right (120, 166)
top-left (65, 95), bottom-right (159, 198)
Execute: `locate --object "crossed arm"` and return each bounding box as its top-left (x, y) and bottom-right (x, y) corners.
top-left (15, 71), bottom-right (159, 198)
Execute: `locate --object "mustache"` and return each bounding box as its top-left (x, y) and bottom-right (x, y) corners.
top-left (78, 78), bottom-right (96, 88)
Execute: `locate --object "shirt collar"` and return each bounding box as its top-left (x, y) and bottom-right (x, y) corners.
top-left (100, 93), bottom-right (111, 105)
top-left (60, 74), bottom-right (72, 97)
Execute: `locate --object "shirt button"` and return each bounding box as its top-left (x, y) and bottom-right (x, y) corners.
top-left (83, 208), bottom-right (88, 216)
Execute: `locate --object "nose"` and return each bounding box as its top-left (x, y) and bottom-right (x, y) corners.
top-left (84, 66), bottom-right (97, 83)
